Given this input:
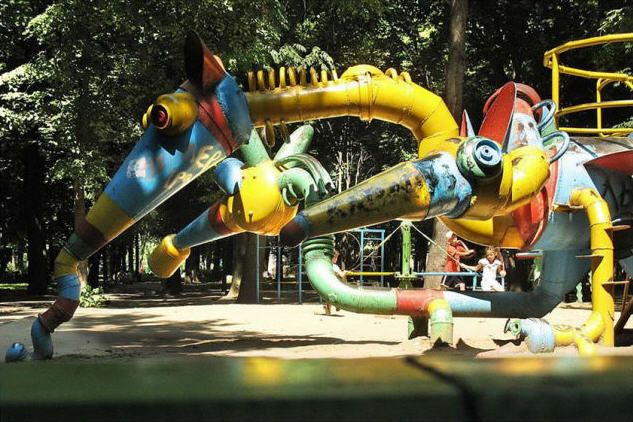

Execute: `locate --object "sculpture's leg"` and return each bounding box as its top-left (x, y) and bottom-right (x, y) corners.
top-left (7, 64), bottom-right (253, 361)
top-left (149, 125), bottom-right (320, 278)
top-left (507, 189), bottom-right (616, 355)
top-left (149, 202), bottom-right (245, 278)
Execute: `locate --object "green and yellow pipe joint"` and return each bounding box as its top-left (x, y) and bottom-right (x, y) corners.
top-left (302, 235), bottom-right (454, 344)
top-left (428, 299), bottom-right (454, 345)
top-left (149, 128), bottom-right (332, 279)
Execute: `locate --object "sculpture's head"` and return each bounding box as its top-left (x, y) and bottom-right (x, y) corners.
top-left (67, 33), bottom-right (253, 262)
top-left (104, 32), bottom-right (252, 219)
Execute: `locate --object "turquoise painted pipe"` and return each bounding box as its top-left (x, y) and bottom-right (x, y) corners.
top-left (274, 125), bottom-right (314, 161)
top-left (240, 130), bottom-right (270, 166)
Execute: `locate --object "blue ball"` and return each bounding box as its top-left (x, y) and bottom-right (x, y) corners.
top-left (5, 342), bottom-right (29, 363)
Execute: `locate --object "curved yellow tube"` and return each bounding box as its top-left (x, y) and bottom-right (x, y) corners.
top-left (547, 189), bottom-right (614, 355)
top-left (245, 67), bottom-right (550, 250)
top-left (245, 66), bottom-right (458, 143)
top-left (149, 235), bottom-right (191, 278)
top-left (571, 188), bottom-right (615, 346)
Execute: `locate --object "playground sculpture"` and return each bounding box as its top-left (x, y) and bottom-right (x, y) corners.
top-left (7, 33), bottom-right (633, 361)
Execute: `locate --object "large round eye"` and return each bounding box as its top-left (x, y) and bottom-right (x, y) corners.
top-left (150, 105), bottom-right (170, 129)
top-left (142, 92), bottom-right (198, 136)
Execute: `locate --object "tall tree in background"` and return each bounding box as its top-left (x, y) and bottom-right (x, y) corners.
top-left (425, 0), bottom-right (470, 288)
top-left (445, 0), bottom-right (469, 118)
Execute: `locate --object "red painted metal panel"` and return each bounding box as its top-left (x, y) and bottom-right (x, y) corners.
top-left (512, 159), bottom-right (560, 248)
top-left (584, 150), bottom-right (633, 175)
top-left (479, 82), bottom-right (516, 145)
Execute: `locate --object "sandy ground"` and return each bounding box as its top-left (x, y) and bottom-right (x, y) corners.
top-left (2, 289), bottom-right (633, 361)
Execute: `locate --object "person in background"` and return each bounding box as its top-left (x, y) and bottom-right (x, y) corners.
top-left (324, 250), bottom-right (346, 315)
top-left (474, 246), bottom-right (506, 291)
top-left (441, 231), bottom-right (475, 291)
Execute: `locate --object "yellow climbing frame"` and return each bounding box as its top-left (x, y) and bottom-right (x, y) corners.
top-left (543, 33), bottom-right (633, 137)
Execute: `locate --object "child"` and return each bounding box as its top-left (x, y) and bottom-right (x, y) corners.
top-left (442, 231), bottom-right (475, 291)
top-left (475, 247), bottom-right (506, 291)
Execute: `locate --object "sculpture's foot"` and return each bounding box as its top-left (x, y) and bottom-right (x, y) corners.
top-left (5, 342), bottom-right (32, 363)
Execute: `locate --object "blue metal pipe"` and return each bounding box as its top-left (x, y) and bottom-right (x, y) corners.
top-left (443, 250), bottom-right (589, 317)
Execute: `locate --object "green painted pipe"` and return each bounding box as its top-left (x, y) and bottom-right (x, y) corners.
top-left (303, 237), bottom-right (398, 314)
top-left (303, 236), bottom-right (454, 343)
top-left (278, 167), bottom-right (320, 206)
top-left (274, 125), bottom-right (314, 161)
top-left (240, 130), bottom-right (270, 165)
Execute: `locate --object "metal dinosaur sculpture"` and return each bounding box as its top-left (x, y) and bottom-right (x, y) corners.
top-left (7, 32), bottom-right (633, 362)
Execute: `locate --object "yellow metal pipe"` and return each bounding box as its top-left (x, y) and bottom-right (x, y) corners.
top-left (551, 53), bottom-right (559, 114)
top-left (544, 33), bottom-right (633, 63)
top-left (570, 188), bottom-right (615, 347)
top-left (596, 79), bottom-right (603, 132)
top-left (558, 127), bottom-right (633, 135)
top-left (245, 66), bottom-right (458, 143)
top-left (550, 65), bottom-right (632, 82)
top-left (346, 271), bottom-right (396, 277)
top-left (557, 100), bottom-right (633, 117)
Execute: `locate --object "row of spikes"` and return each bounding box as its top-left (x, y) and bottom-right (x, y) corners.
top-left (247, 67), bottom-right (340, 92)
top-left (249, 66), bottom-right (414, 147)
top-left (247, 66), bottom-right (413, 92)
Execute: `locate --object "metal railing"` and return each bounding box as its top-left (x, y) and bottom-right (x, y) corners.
top-left (543, 33), bottom-right (633, 137)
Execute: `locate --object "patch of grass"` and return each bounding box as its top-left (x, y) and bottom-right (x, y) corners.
top-left (0, 283), bottom-right (28, 291)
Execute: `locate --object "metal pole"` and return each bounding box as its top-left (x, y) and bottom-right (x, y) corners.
top-left (298, 243), bottom-right (303, 304)
top-left (277, 242), bottom-right (282, 301)
top-left (256, 235), bottom-right (260, 304)
top-left (380, 230), bottom-right (385, 287)
top-left (360, 230), bottom-right (365, 285)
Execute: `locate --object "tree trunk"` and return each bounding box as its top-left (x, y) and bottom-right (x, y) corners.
top-left (88, 251), bottom-right (100, 288)
top-left (444, 0), bottom-right (469, 119)
top-left (24, 144), bottom-right (48, 295)
top-left (134, 233), bottom-right (140, 273)
top-left (225, 233), bottom-right (260, 302)
top-left (423, 220), bottom-right (451, 288)
top-left (423, 0), bottom-right (470, 288)
top-left (73, 179), bottom-right (90, 285)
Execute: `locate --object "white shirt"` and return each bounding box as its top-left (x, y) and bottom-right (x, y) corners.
top-left (479, 258), bottom-right (503, 284)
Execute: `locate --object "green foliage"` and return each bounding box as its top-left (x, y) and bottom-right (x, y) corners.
top-left (0, 0), bottom-right (631, 284)
top-left (80, 285), bottom-right (107, 308)
top-left (0, 283), bottom-right (28, 291)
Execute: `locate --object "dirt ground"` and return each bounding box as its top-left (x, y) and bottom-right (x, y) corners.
top-left (2, 285), bottom-right (633, 361)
